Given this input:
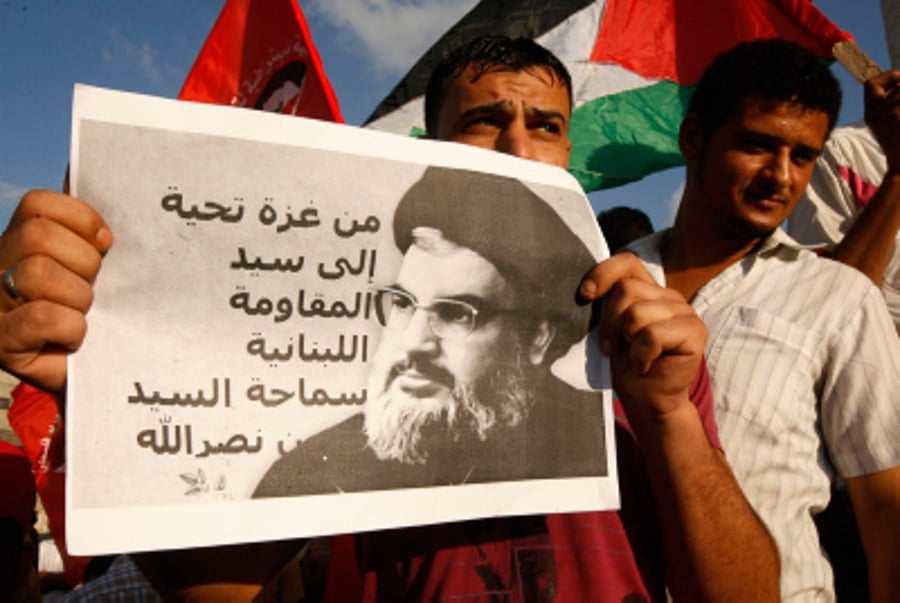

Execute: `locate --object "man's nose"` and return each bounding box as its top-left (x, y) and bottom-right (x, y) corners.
top-left (496, 121), bottom-right (534, 161)
top-left (400, 309), bottom-right (440, 356)
top-left (764, 149), bottom-right (791, 188)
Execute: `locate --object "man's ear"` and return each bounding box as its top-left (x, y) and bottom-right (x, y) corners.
top-left (527, 320), bottom-right (555, 366)
top-left (679, 113), bottom-right (704, 161)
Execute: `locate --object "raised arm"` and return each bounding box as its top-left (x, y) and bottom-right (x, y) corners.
top-left (580, 253), bottom-right (779, 602)
top-left (827, 70), bottom-right (900, 285)
top-left (0, 189), bottom-right (112, 393)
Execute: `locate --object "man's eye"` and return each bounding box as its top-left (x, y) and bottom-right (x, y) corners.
top-left (463, 117), bottom-right (499, 129)
top-left (435, 302), bottom-right (473, 324)
top-left (391, 295), bottom-right (414, 311)
top-left (738, 141), bottom-right (768, 154)
top-left (791, 150), bottom-right (817, 165)
top-left (533, 122), bottom-right (560, 134)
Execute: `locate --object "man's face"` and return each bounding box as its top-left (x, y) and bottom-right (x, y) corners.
top-left (365, 242), bottom-right (541, 464)
top-left (432, 66), bottom-right (572, 168)
top-left (682, 96), bottom-right (830, 239)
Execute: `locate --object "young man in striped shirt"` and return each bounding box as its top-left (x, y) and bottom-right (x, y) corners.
top-left (583, 38), bottom-right (900, 601)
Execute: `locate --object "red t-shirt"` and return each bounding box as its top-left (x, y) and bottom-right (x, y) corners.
top-left (324, 362), bottom-right (719, 602)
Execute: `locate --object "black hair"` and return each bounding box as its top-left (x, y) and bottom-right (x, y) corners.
top-left (597, 206), bottom-right (654, 253)
top-left (424, 35), bottom-right (572, 136)
top-left (688, 38), bottom-right (841, 139)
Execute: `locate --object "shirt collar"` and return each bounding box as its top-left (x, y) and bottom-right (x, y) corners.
top-left (758, 227), bottom-right (820, 256)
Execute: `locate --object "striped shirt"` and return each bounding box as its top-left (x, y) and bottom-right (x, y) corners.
top-left (630, 228), bottom-right (900, 602)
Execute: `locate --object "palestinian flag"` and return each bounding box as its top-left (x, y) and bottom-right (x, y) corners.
top-left (179, 0), bottom-right (343, 122)
top-left (365, 0), bottom-right (850, 190)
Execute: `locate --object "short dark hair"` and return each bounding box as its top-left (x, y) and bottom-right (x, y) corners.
top-left (688, 38), bottom-right (842, 139)
top-left (597, 206), bottom-right (654, 253)
top-left (424, 35), bottom-right (572, 136)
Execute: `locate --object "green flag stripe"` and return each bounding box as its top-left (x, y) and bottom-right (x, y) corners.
top-left (568, 80), bottom-right (697, 191)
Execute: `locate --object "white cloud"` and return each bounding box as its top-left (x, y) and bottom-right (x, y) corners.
top-left (102, 27), bottom-right (166, 87)
top-left (309, 0), bottom-right (478, 75)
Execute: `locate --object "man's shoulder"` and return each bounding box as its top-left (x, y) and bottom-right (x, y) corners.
top-left (703, 236), bottom-right (897, 356)
top-left (759, 235), bottom-right (879, 291)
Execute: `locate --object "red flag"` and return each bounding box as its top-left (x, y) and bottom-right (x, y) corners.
top-left (179, 0), bottom-right (343, 122)
top-left (590, 0), bottom-right (850, 84)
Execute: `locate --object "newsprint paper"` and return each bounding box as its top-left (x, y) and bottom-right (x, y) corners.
top-left (66, 84), bottom-right (616, 554)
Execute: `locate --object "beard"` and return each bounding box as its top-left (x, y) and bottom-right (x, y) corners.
top-left (363, 342), bottom-right (536, 465)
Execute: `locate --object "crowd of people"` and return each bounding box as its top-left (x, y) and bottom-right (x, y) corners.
top-left (1, 33), bottom-right (898, 603)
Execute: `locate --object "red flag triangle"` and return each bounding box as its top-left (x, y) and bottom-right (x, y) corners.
top-left (179, 0), bottom-right (343, 122)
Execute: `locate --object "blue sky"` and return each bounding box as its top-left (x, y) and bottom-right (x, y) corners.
top-left (0, 0), bottom-right (892, 230)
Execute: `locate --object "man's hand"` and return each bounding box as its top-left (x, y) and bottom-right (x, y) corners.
top-left (579, 253), bottom-right (706, 423)
top-left (0, 190), bottom-right (112, 392)
top-left (582, 253), bottom-right (780, 602)
top-left (865, 70), bottom-right (900, 173)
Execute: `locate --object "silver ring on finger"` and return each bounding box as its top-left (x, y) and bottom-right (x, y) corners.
top-left (3, 266), bottom-right (23, 301)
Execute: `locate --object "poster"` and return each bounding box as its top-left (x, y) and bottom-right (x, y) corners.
top-left (66, 85), bottom-right (616, 554)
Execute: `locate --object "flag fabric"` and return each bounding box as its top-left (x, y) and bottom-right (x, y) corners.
top-left (179, 0), bottom-right (343, 122)
top-left (365, 0), bottom-right (850, 191)
top-left (8, 383), bottom-right (91, 586)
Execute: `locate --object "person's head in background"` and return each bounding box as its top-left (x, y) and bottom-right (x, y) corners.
top-left (597, 206), bottom-right (655, 253)
top-left (425, 35), bottom-right (573, 168)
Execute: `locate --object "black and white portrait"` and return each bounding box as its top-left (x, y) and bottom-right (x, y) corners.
top-left (67, 87), bottom-right (615, 552)
top-left (255, 166), bottom-right (607, 496)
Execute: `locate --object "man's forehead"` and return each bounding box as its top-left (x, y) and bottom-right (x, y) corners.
top-left (446, 65), bottom-right (571, 106)
top-left (726, 96), bottom-right (830, 143)
top-left (737, 95), bottom-right (827, 119)
top-left (459, 63), bottom-right (560, 87)
top-left (395, 244), bottom-right (514, 302)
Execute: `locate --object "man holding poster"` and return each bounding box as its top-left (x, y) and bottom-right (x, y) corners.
top-left (0, 36), bottom-right (776, 602)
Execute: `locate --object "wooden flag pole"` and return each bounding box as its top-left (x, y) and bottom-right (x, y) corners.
top-left (833, 39), bottom-right (884, 83)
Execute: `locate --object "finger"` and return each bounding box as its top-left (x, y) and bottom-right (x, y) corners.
top-left (0, 215), bottom-right (106, 282)
top-left (628, 313), bottom-right (707, 376)
top-left (598, 277), bottom-right (685, 352)
top-left (865, 71), bottom-right (900, 113)
top-left (619, 297), bottom-right (696, 345)
top-left (579, 252), bottom-right (658, 301)
top-left (866, 69), bottom-right (900, 93)
top-left (5, 190), bottom-right (113, 253)
top-left (4, 255), bottom-right (95, 312)
top-left (0, 301), bottom-right (88, 354)
top-left (0, 301), bottom-right (88, 392)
